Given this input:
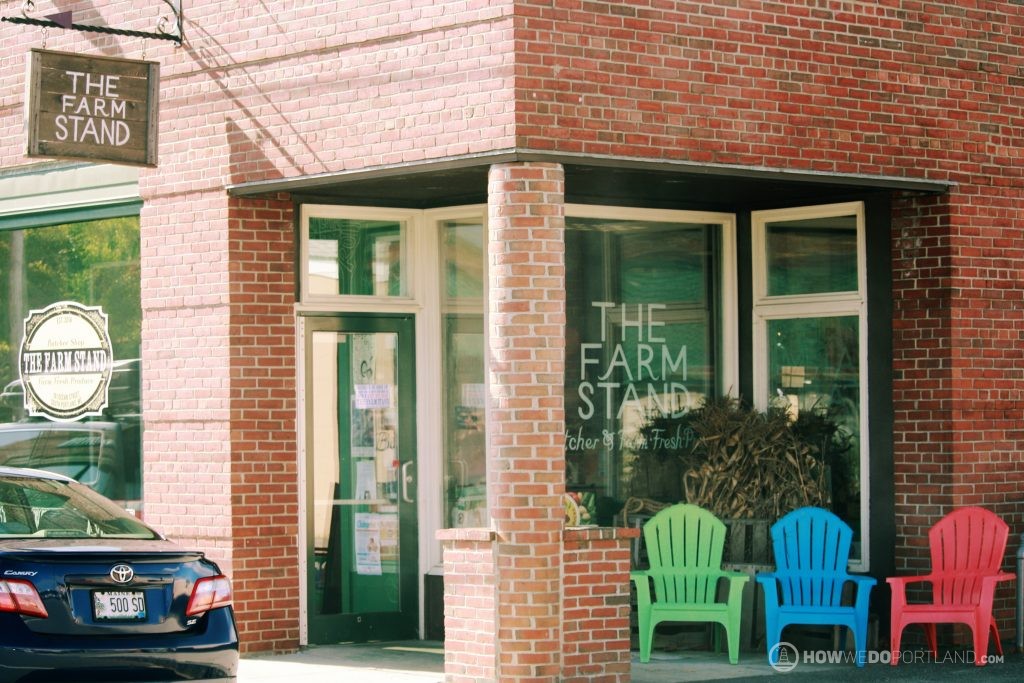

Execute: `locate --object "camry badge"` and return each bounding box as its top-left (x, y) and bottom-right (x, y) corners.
top-left (110, 564), bottom-right (134, 584)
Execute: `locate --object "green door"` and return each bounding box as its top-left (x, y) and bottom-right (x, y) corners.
top-left (303, 314), bottom-right (418, 643)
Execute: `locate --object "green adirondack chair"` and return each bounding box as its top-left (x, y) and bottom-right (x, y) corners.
top-left (630, 503), bottom-right (749, 663)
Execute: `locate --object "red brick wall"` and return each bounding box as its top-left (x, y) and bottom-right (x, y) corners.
top-left (438, 529), bottom-right (498, 682)
top-left (439, 526), bottom-right (638, 683)
top-left (563, 527), bottom-right (638, 682)
top-left (226, 196), bottom-right (299, 652)
top-left (892, 192), bottom-right (956, 575)
top-left (138, 190), bottom-right (299, 655)
top-left (892, 184), bottom-right (1023, 630)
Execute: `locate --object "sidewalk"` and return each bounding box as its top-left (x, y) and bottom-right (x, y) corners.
top-left (235, 641), bottom-right (1024, 682)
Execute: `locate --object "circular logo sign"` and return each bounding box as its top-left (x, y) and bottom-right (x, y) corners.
top-left (19, 301), bottom-right (113, 421)
top-left (769, 641), bottom-right (799, 673)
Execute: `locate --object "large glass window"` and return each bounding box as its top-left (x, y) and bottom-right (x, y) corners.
top-left (753, 203), bottom-right (867, 567)
top-left (0, 216), bottom-right (141, 504)
top-left (563, 208), bottom-right (734, 525)
top-left (440, 217), bottom-right (486, 528)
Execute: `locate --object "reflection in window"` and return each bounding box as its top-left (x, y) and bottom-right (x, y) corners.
top-left (564, 216), bottom-right (723, 525)
top-left (308, 330), bottom-right (403, 616)
top-left (441, 218), bottom-right (487, 529)
top-left (308, 218), bottom-right (405, 296)
top-left (0, 217), bottom-right (141, 503)
top-left (766, 215), bottom-right (857, 296)
top-left (768, 316), bottom-right (861, 550)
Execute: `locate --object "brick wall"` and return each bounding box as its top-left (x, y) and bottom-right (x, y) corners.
top-left (563, 527), bottom-right (638, 682)
top-left (438, 529), bottom-right (498, 682)
top-left (139, 190), bottom-right (299, 654)
top-left (226, 196), bottom-right (299, 651)
top-left (487, 162), bottom-right (567, 681)
top-left (892, 187), bottom-right (1024, 632)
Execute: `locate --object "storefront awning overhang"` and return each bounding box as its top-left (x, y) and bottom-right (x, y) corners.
top-left (225, 150), bottom-right (951, 211)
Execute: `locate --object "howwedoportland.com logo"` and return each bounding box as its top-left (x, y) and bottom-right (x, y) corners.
top-left (770, 642), bottom-right (1004, 672)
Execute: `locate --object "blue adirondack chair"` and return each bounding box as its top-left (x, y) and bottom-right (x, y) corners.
top-left (630, 504), bottom-right (749, 664)
top-left (756, 507), bottom-right (876, 667)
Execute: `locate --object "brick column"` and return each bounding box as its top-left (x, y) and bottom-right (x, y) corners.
top-left (439, 162), bottom-right (636, 682)
top-left (487, 161), bottom-right (566, 682)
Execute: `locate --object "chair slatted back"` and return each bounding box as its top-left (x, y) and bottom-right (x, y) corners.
top-left (770, 507), bottom-right (852, 608)
top-left (928, 506), bottom-right (1009, 605)
top-left (643, 504), bottom-right (726, 605)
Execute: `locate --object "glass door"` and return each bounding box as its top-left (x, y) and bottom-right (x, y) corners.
top-left (303, 314), bottom-right (417, 643)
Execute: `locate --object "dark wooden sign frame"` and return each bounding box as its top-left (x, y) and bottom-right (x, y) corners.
top-left (26, 49), bottom-right (159, 167)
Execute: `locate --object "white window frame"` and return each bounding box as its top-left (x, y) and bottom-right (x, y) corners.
top-left (295, 203), bottom-right (485, 646)
top-left (751, 201), bottom-right (870, 572)
top-left (298, 204), bottom-right (421, 308)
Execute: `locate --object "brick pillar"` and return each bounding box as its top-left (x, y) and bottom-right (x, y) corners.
top-left (487, 161), bottom-right (566, 682)
top-left (226, 196), bottom-right (300, 653)
top-left (439, 162), bottom-right (636, 682)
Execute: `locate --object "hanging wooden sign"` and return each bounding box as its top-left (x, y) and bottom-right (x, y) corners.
top-left (26, 49), bottom-right (159, 167)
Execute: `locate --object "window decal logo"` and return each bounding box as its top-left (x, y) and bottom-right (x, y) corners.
top-left (19, 301), bottom-right (114, 422)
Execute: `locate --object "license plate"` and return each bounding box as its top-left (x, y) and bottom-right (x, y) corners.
top-left (93, 591), bottom-right (146, 621)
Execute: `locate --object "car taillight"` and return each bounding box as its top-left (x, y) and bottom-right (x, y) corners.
top-left (186, 575), bottom-right (232, 616)
top-left (0, 579), bottom-right (48, 618)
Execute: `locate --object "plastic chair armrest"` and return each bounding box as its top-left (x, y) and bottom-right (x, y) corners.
top-left (756, 572), bottom-right (781, 608)
top-left (845, 574), bottom-right (876, 611)
top-left (631, 570), bottom-right (653, 611)
top-left (886, 574), bottom-right (934, 609)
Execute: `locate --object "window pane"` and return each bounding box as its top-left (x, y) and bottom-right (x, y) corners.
top-left (766, 215), bottom-right (857, 295)
top-left (0, 217), bottom-right (141, 504)
top-left (768, 316), bottom-right (861, 557)
top-left (564, 217), bottom-right (721, 523)
top-left (443, 317), bottom-right (485, 528)
top-left (441, 218), bottom-right (486, 528)
top-left (442, 218), bottom-right (484, 300)
top-left (308, 218), bottom-right (405, 296)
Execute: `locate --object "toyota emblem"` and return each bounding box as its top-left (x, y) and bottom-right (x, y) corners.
top-left (110, 564), bottom-right (134, 584)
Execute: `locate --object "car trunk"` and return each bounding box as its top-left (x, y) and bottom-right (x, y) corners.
top-left (1, 539), bottom-right (212, 636)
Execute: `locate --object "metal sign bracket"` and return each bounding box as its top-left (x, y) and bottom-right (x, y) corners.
top-left (1, 1), bottom-right (183, 45)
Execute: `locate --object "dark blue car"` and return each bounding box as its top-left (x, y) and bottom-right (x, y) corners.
top-left (0, 466), bottom-right (238, 682)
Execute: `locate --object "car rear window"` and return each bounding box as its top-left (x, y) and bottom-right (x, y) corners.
top-left (0, 474), bottom-right (158, 540)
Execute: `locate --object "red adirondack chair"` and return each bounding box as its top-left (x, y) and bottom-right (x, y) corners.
top-left (887, 506), bottom-right (1015, 666)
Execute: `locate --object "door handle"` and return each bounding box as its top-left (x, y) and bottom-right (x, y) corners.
top-left (401, 461), bottom-right (415, 504)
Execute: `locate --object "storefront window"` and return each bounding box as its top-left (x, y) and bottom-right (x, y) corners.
top-left (441, 218), bottom-right (486, 528)
top-left (0, 216), bottom-right (142, 504)
top-left (563, 210), bottom-right (730, 525)
top-left (307, 217), bottom-right (406, 297)
top-left (754, 203), bottom-right (867, 565)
